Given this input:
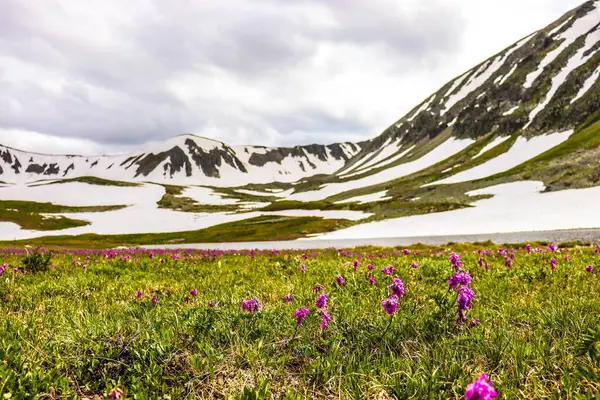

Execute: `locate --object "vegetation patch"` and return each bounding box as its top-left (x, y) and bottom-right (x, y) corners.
top-left (0, 216), bottom-right (352, 247)
top-left (39, 176), bottom-right (142, 187)
top-left (0, 200), bottom-right (127, 231)
top-left (0, 245), bottom-right (599, 398)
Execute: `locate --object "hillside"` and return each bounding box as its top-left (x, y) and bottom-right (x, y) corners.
top-left (1, 1), bottom-right (599, 243)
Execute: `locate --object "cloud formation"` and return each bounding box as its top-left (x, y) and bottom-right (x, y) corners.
top-left (0, 0), bottom-right (583, 154)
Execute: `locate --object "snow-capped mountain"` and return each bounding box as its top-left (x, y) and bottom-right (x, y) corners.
top-left (1, 1), bottom-right (599, 241)
top-left (0, 135), bottom-right (362, 186)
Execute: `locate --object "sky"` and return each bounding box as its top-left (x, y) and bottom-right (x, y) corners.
top-left (0, 0), bottom-right (583, 155)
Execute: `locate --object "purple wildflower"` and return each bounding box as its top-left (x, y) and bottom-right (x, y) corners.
top-left (504, 257), bottom-right (513, 269)
top-left (387, 277), bottom-right (405, 298)
top-left (241, 297), bottom-right (261, 314)
top-left (586, 265), bottom-right (593, 273)
top-left (367, 274), bottom-right (376, 286)
top-left (108, 388), bottom-right (124, 399)
top-left (184, 296), bottom-right (190, 303)
top-left (336, 275), bottom-right (345, 287)
top-left (313, 284), bottom-right (324, 293)
top-left (294, 307), bottom-right (310, 326)
top-left (208, 300), bottom-right (216, 308)
top-left (284, 293), bottom-right (295, 303)
top-left (316, 293), bottom-right (328, 309)
top-left (367, 263), bottom-right (375, 271)
top-left (152, 295), bottom-right (157, 304)
top-left (190, 288), bottom-right (198, 297)
top-left (136, 290), bottom-right (143, 299)
top-left (448, 271), bottom-right (472, 291)
top-left (526, 244), bottom-right (532, 253)
top-left (402, 249), bottom-right (410, 255)
top-left (478, 257), bottom-right (484, 267)
top-left (353, 260), bottom-right (359, 272)
top-left (456, 286), bottom-right (475, 326)
top-left (320, 311), bottom-right (332, 331)
top-left (411, 262), bottom-right (419, 269)
top-left (550, 258), bottom-right (557, 272)
top-left (382, 265), bottom-right (395, 275)
top-left (469, 318), bottom-right (481, 329)
top-left (450, 252), bottom-right (463, 270)
top-left (465, 374), bottom-right (498, 400)
top-left (301, 263), bottom-right (306, 274)
top-left (381, 295), bottom-right (399, 315)
top-left (549, 243), bottom-right (557, 252)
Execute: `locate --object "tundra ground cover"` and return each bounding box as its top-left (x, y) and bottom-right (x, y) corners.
top-left (1, 245), bottom-right (599, 399)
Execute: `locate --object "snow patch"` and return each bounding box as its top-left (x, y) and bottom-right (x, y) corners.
top-left (308, 181), bottom-right (600, 239)
top-left (427, 130), bottom-right (573, 185)
top-left (570, 64), bottom-right (600, 103)
top-left (335, 191), bottom-right (391, 204)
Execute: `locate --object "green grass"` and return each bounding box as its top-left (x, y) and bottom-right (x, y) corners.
top-left (156, 185), bottom-right (241, 213)
top-left (0, 216), bottom-right (352, 248)
top-left (39, 176), bottom-right (141, 187)
top-left (0, 200), bottom-right (127, 231)
top-left (1, 245), bottom-right (599, 398)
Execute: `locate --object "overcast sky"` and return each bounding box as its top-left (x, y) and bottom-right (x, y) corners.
top-left (0, 0), bottom-right (583, 155)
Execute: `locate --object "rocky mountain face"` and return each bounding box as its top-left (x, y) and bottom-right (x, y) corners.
top-left (339, 1), bottom-right (599, 175)
top-left (1, 1), bottom-right (598, 192)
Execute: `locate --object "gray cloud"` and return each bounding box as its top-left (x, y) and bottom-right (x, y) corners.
top-left (0, 0), bottom-right (582, 152)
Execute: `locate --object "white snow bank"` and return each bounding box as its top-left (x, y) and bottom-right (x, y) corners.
top-left (0, 182), bottom-right (163, 207)
top-left (182, 186), bottom-right (241, 205)
top-left (334, 191), bottom-right (391, 204)
top-left (503, 106), bottom-right (519, 116)
top-left (287, 138), bottom-right (475, 202)
top-left (427, 130), bottom-right (572, 185)
top-left (473, 136), bottom-right (511, 159)
top-left (308, 181), bottom-right (600, 239)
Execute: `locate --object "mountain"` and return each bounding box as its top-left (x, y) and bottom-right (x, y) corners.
top-left (1, 1), bottom-right (600, 242)
top-left (0, 135), bottom-right (362, 186)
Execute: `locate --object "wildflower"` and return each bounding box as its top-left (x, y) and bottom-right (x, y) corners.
top-left (586, 265), bottom-right (593, 273)
top-left (448, 271), bottom-right (472, 290)
top-left (152, 295), bottom-right (158, 304)
top-left (190, 288), bottom-right (198, 297)
top-left (353, 260), bottom-right (359, 272)
top-left (313, 283), bottom-right (324, 293)
top-left (284, 293), bottom-right (295, 303)
top-left (549, 243), bottom-right (557, 252)
top-left (411, 262), bottom-right (419, 269)
top-left (465, 374), bottom-right (498, 400)
top-left (294, 307), bottom-right (310, 326)
top-left (136, 290), bottom-right (143, 299)
top-left (550, 258), bottom-right (557, 272)
top-left (478, 257), bottom-right (484, 267)
top-left (526, 244), bottom-right (532, 253)
top-left (320, 311), bottom-right (332, 330)
top-left (367, 274), bottom-right (376, 286)
top-left (316, 293), bottom-right (328, 309)
top-left (301, 263), bottom-right (306, 274)
top-left (402, 249), bottom-right (410, 255)
top-left (241, 298), bottom-right (261, 314)
top-left (469, 318), bottom-right (481, 329)
top-left (504, 257), bottom-right (512, 269)
top-left (336, 275), bottom-right (345, 287)
top-left (387, 277), bottom-right (405, 298)
top-left (367, 263), bottom-right (375, 271)
top-left (456, 286), bottom-right (475, 326)
top-left (208, 300), bottom-right (216, 307)
top-left (108, 387), bottom-right (124, 399)
top-left (184, 296), bottom-right (189, 303)
top-left (381, 295), bottom-right (399, 315)
top-left (382, 265), bottom-right (395, 275)
top-left (450, 252), bottom-right (463, 270)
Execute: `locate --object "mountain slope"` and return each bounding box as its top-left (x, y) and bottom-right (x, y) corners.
top-left (1, 1), bottom-right (599, 241)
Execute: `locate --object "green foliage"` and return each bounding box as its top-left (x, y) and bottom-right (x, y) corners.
top-left (21, 247), bottom-right (53, 273)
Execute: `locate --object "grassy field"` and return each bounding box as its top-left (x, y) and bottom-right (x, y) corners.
top-left (1, 244), bottom-right (599, 398)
